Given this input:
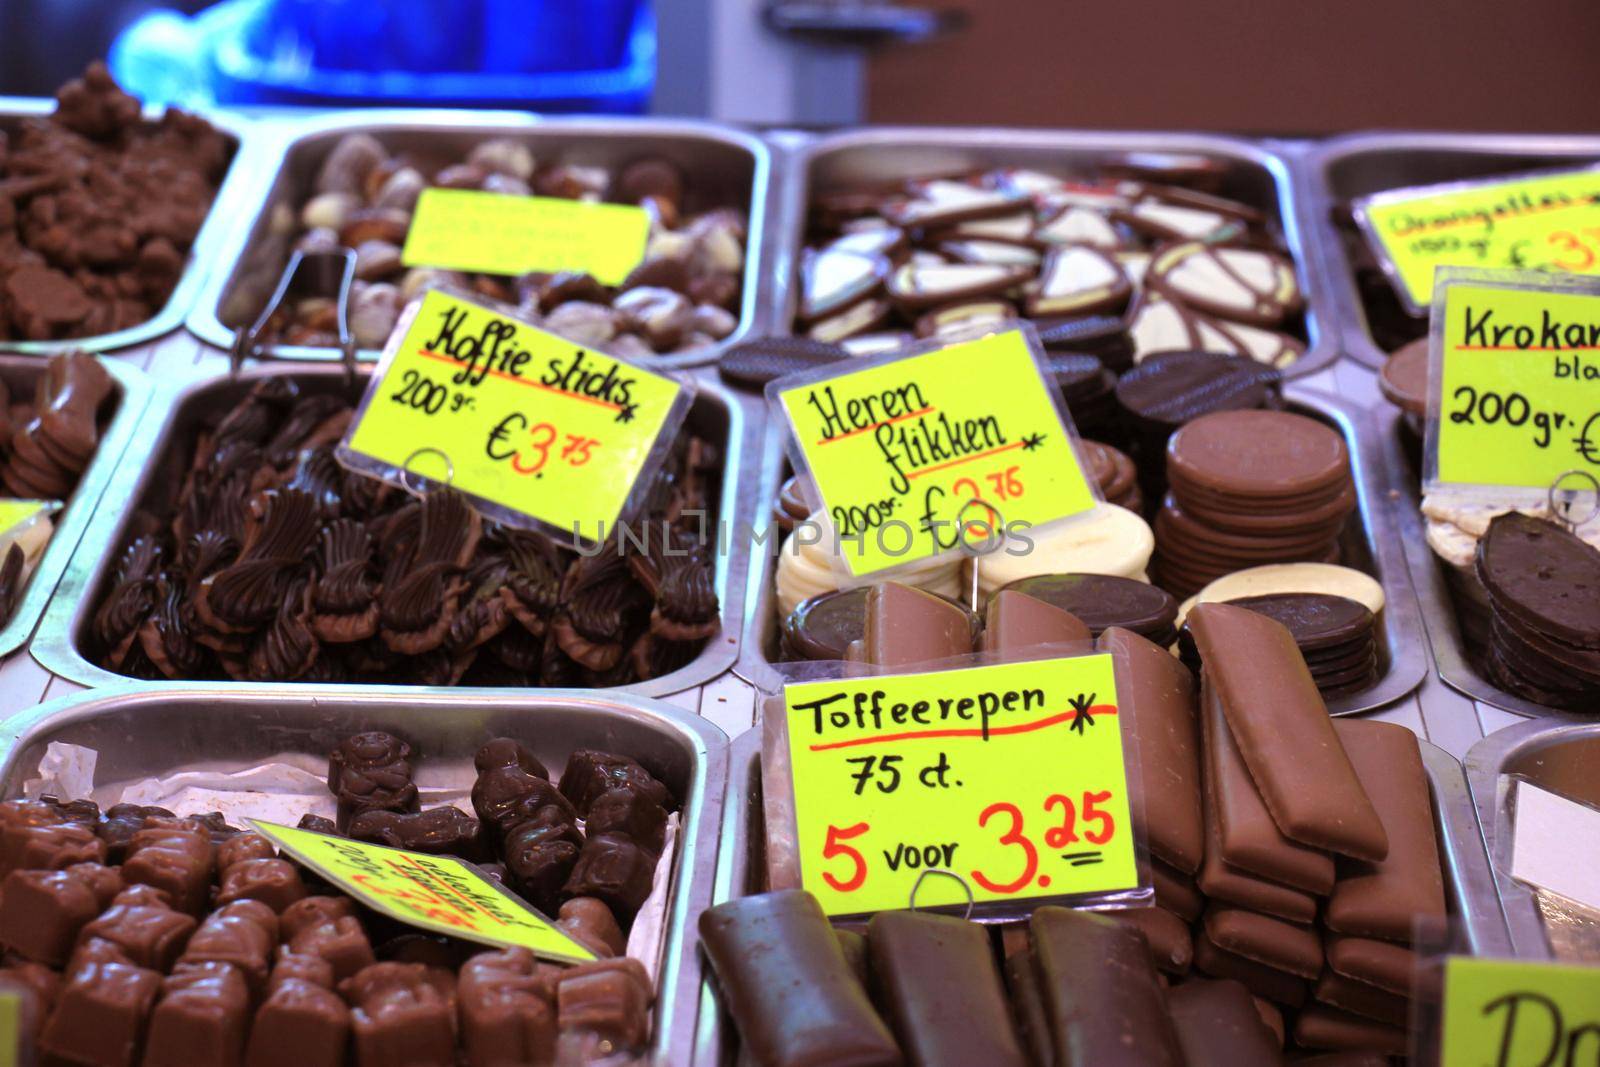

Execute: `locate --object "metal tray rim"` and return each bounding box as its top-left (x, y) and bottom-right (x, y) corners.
top-left (732, 383), bottom-right (1429, 716)
top-left (0, 97), bottom-right (261, 356)
top-left (1302, 131), bottom-right (1600, 371)
top-left (1463, 717), bottom-right (1600, 960)
top-left (184, 109), bottom-right (775, 373)
top-left (768, 125), bottom-right (1339, 380)
top-left (0, 356), bottom-right (152, 660)
top-left (30, 361), bottom-right (749, 699)
top-left (0, 680), bottom-right (729, 1064)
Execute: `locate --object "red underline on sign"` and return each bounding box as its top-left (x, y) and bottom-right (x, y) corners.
top-left (906, 440), bottom-right (1027, 479)
top-left (395, 854), bottom-right (498, 926)
top-left (1455, 345), bottom-right (1600, 351)
top-left (815, 406), bottom-right (936, 446)
top-left (417, 349), bottom-right (624, 412)
top-left (1401, 198), bottom-right (1590, 233)
top-left (807, 704), bottom-right (1117, 751)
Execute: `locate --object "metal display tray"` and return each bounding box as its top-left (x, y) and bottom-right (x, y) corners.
top-left (1302, 132), bottom-right (1600, 370)
top-left (734, 386), bottom-right (1427, 715)
top-left (1465, 719), bottom-right (1600, 960)
top-left (186, 110), bottom-right (775, 371)
top-left (694, 725), bottom-right (1508, 1065)
top-left (0, 683), bottom-right (728, 1065)
top-left (32, 362), bottom-right (753, 697)
top-left (1374, 405), bottom-right (1575, 719)
top-left (0, 97), bottom-right (259, 355)
top-left (0, 356), bottom-right (150, 659)
top-left (764, 126), bottom-right (1339, 379)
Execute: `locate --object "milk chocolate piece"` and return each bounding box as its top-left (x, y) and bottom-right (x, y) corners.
top-left (216, 856), bottom-right (309, 912)
top-left (1029, 906), bottom-right (1183, 1066)
top-left (179, 899), bottom-right (277, 995)
top-left (699, 890), bottom-right (901, 1067)
top-left (1294, 1005), bottom-right (1407, 1055)
top-left (1203, 904), bottom-right (1322, 978)
top-left (835, 929), bottom-right (870, 989)
top-left (556, 957), bottom-right (653, 1052)
top-left (341, 962), bottom-right (457, 1067)
top-left (1325, 936), bottom-right (1414, 996)
top-left (1204, 679), bottom-right (1334, 894)
top-left (1112, 906), bottom-right (1193, 975)
top-left (38, 958), bottom-right (162, 1067)
top-left (458, 947), bottom-right (557, 1067)
top-left (1252, 997), bottom-right (1283, 1047)
top-left (0, 867), bottom-right (104, 965)
top-left (216, 832), bottom-right (275, 870)
top-left (563, 832), bottom-right (656, 919)
top-left (864, 581), bottom-right (974, 666)
top-left (555, 897), bottom-right (626, 958)
top-left (77, 896), bottom-right (198, 972)
top-left (1314, 969), bottom-right (1408, 1026)
top-left (347, 807), bottom-right (489, 862)
top-left (1187, 602), bottom-right (1388, 861)
top-left (1151, 857), bottom-right (1206, 922)
top-left (1003, 951), bottom-right (1053, 1067)
top-left (1326, 720), bottom-right (1445, 943)
top-left (124, 818), bottom-right (214, 915)
top-left (1198, 754), bottom-right (1317, 923)
top-left (867, 910), bottom-right (1029, 1067)
top-left (328, 732), bottom-right (419, 830)
top-left (1099, 626), bottom-right (1204, 874)
top-left (285, 897), bottom-right (376, 981)
top-left (141, 960), bottom-right (250, 1067)
top-left (1191, 930), bottom-right (1308, 1007)
top-left (3, 822), bottom-right (106, 875)
top-left (1167, 978), bottom-right (1282, 1067)
top-left (245, 964), bottom-right (351, 1067)
top-left (980, 589), bottom-right (1091, 655)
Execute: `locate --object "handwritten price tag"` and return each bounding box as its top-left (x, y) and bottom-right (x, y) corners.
top-left (250, 819), bottom-right (596, 963)
top-left (768, 327), bottom-right (1097, 577)
top-left (338, 288), bottom-right (689, 539)
top-left (1440, 957), bottom-right (1600, 1066)
top-left (1426, 272), bottom-right (1600, 494)
top-left (401, 189), bottom-right (651, 285)
top-left (783, 654), bottom-right (1139, 919)
top-left (1355, 165), bottom-right (1600, 314)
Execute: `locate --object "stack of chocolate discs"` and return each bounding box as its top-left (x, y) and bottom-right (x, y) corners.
top-left (1114, 350), bottom-right (1282, 504)
top-left (1081, 440), bottom-right (1142, 513)
top-left (1180, 592), bottom-right (1380, 700)
top-left (1154, 409), bottom-right (1356, 599)
top-left (781, 585), bottom-right (983, 663)
top-left (1476, 512), bottom-right (1600, 710)
top-left (997, 573), bottom-right (1179, 647)
top-left (1052, 353), bottom-right (1122, 446)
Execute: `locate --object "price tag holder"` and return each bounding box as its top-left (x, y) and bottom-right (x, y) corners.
top-left (782, 653), bottom-right (1143, 920)
top-left (250, 819), bottom-right (596, 963)
top-left (1439, 957), bottom-right (1600, 1066)
top-left (767, 326), bottom-right (1099, 578)
top-left (1424, 269), bottom-right (1600, 499)
top-left (1354, 165), bottom-right (1600, 315)
top-left (337, 287), bottom-right (692, 542)
top-left (401, 188), bottom-right (651, 285)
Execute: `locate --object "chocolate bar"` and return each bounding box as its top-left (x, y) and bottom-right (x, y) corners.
top-left (1167, 978), bottom-right (1282, 1066)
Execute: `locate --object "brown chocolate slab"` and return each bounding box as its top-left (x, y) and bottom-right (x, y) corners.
top-left (1003, 951), bottom-right (1053, 1067)
top-left (1478, 512), bottom-right (1600, 650)
top-left (1168, 410), bottom-right (1350, 500)
top-left (1325, 935), bottom-right (1414, 996)
top-left (1202, 905), bottom-right (1322, 979)
top-left (1313, 969), bottom-right (1409, 1027)
top-left (1187, 602), bottom-right (1388, 862)
top-left (980, 589), bottom-right (1091, 656)
top-left (1099, 626), bottom-right (1204, 874)
top-left (1111, 906), bottom-right (1193, 976)
top-left (1325, 720), bottom-right (1445, 943)
top-left (1293, 1006), bottom-right (1407, 1056)
top-left (864, 581), bottom-right (974, 666)
top-left (1167, 979), bottom-right (1283, 1067)
top-left (1152, 856), bottom-right (1206, 923)
top-left (1197, 751), bottom-right (1318, 923)
top-left (1191, 930), bottom-right (1308, 1008)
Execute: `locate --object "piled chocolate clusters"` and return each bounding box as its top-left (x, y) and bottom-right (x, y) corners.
top-left (0, 64), bottom-right (230, 340)
top-left (270, 134), bottom-right (746, 354)
top-left (0, 730), bottom-right (672, 1065)
top-left (795, 161), bottom-right (1306, 368)
top-left (89, 377), bottom-right (720, 685)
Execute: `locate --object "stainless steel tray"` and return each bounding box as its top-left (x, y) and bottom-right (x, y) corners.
top-left (694, 727), bottom-right (1506, 1065)
top-left (0, 356), bottom-right (150, 659)
top-left (1303, 132), bottom-right (1600, 371)
top-left (768, 126), bottom-right (1338, 379)
top-left (32, 362), bottom-right (752, 697)
top-left (0, 96), bottom-right (258, 356)
top-left (1374, 404), bottom-right (1576, 720)
top-left (0, 683), bottom-right (728, 1065)
top-left (1465, 718), bottom-right (1600, 960)
top-left (733, 385), bottom-right (1428, 715)
top-left (186, 110), bottom-right (774, 371)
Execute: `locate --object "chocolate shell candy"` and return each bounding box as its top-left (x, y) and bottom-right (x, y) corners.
top-left (123, 821), bottom-right (214, 915)
top-left (285, 898), bottom-right (376, 982)
top-left (458, 947), bottom-right (558, 1067)
top-left (555, 897), bottom-right (627, 959)
top-left (340, 962), bottom-right (457, 1067)
top-left (37, 957), bottom-right (163, 1067)
top-left (0, 867), bottom-right (106, 966)
top-left (245, 966), bottom-right (351, 1067)
top-left (141, 960), bottom-right (251, 1067)
top-left (563, 832), bottom-right (658, 920)
top-left (556, 957), bottom-right (654, 1054)
top-left (179, 900), bottom-right (278, 996)
top-left (215, 857), bottom-right (309, 913)
top-left (584, 786), bottom-right (667, 855)
top-left (471, 765), bottom-right (573, 837)
top-left (502, 806), bottom-right (585, 911)
top-left (77, 895), bottom-right (199, 972)
top-left (1147, 242), bottom-right (1302, 328)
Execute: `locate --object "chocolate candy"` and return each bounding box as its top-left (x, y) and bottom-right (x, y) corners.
top-left (284, 897), bottom-right (376, 982)
top-left (563, 832), bottom-right (657, 920)
top-left (141, 960), bottom-right (251, 1067)
top-left (555, 957), bottom-right (654, 1053)
top-left (1212, 592), bottom-right (1380, 698)
top-left (458, 948), bottom-right (558, 1066)
top-left (1203, 904), bottom-right (1323, 979)
top-left (866, 910), bottom-right (1028, 1067)
top-left (699, 890), bottom-right (901, 1067)
top-left (979, 588), bottom-right (1090, 655)
top-left (97, 804), bottom-right (173, 863)
top-left (1005, 573), bottom-right (1179, 647)
top-left (347, 807), bottom-right (489, 862)
top-left (502, 806), bottom-right (584, 912)
top-left (1187, 602), bottom-right (1387, 861)
top-left (37, 956), bottom-right (163, 1067)
top-left (328, 732), bottom-right (419, 830)
top-left (584, 786), bottom-right (667, 854)
top-left (245, 956), bottom-right (351, 1067)
top-left (861, 580), bottom-right (976, 666)
top-left (1003, 950), bottom-right (1052, 1067)
top-left (1294, 1005), bottom-right (1407, 1056)
top-left (558, 750), bottom-right (670, 816)
top-left (178, 899), bottom-right (277, 995)
top-left (1030, 905), bottom-right (1183, 1066)
top-left (1191, 929), bottom-right (1308, 1008)
top-left (216, 857), bottom-right (309, 913)
top-left (340, 962), bottom-right (457, 1067)
top-left (0, 866), bottom-right (113, 966)
top-left (555, 898), bottom-right (626, 959)
top-left (1167, 978), bottom-right (1282, 1067)
top-left (474, 737), bottom-right (548, 780)
top-left (1112, 905), bottom-right (1194, 975)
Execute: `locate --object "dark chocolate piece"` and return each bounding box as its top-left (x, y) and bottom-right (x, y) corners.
top-left (347, 807), bottom-right (490, 863)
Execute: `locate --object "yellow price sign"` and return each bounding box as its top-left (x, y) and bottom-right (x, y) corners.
top-left (768, 328), bottom-right (1097, 577)
top-left (401, 188), bottom-right (651, 285)
top-left (1440, 957), bottom-right (1600, 1066)
top-left (250, 819), bottom-right (596, 963)
top-left (0, 991), bottom-right (16, 1067)
top-left (0, 501), bottom-right (51, 534)
top-left (1428, 274), bottom-right (1600, 493)
top-left (339, 288), bottom-right (688, 539)
top-left (1355, 166), bottom-right (1600, 314)
top-left (783, 654), bottom-right (1139, 919)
